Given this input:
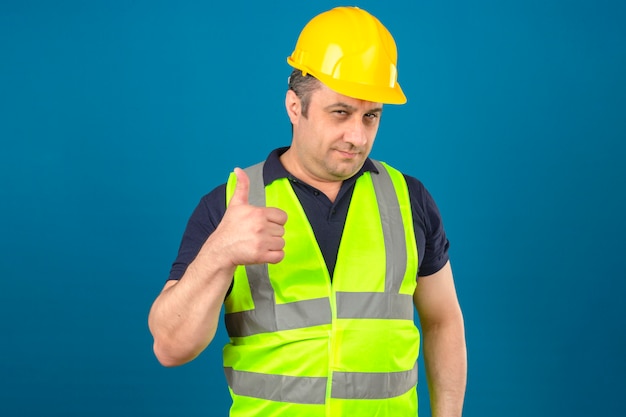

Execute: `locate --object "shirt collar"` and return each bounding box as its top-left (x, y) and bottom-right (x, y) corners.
top-left (262, 147), bottom-right (379, 186)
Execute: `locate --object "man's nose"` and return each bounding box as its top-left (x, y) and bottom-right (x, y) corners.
top-left (343, 119), bottom-right (368, 146)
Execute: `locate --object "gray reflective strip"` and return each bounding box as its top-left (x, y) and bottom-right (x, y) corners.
top-left (243, 162), bottom-right (265, 206)
top-left (332, 362), bottom-right (418, 399)
top-left (371, 160), bottom-right (407, 294)
top-left (224, 363), bottom-right (417, 403)
top-left (225, 297), bottom-right (332, 337)
top-left (336, 292), bottom-right (414, 320)
top-left (224, 367), bottom-right (327, 404)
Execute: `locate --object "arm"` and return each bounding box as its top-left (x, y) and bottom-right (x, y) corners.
top-left (148, 168), bottom-right (287, 367)
top-left (414, 260), bottom-right (467, 417)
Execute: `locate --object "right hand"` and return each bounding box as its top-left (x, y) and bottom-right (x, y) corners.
top-left (210, 167), bottom-right (287, 267)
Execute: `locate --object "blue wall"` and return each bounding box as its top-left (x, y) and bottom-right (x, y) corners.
top-left (1, 1), bottom-right (624, 416)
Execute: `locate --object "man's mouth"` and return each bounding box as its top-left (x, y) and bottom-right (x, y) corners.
top-left (334, 148), bottom-right (360, 159)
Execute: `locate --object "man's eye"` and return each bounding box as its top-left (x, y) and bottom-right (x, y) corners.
top-left (364, 113), bottom-right (379, 124)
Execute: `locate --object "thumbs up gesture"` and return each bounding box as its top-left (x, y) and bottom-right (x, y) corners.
top-left (211, 168), bottom-right (287, 267)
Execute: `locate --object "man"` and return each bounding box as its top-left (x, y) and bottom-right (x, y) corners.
top-left (149, 6), bottom-right (466, 417)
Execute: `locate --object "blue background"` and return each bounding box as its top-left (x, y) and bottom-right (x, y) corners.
top-left (1, 0), bottom-right (625, 416)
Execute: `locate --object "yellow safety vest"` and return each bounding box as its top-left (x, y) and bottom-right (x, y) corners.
top-left (223, 160), bottom-right (420, 417)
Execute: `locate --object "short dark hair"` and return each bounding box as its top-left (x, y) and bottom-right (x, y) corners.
top-left (288, 69), bottom-right (321, 118)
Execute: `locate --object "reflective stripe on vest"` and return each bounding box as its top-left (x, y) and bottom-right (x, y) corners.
top-left (224, 362), bottom-right (418, 403)
top-left (222, 160), bottom-right (419, 411)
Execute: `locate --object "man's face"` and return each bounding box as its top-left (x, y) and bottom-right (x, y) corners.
top-left (286, 83), bottom-right (383, 184)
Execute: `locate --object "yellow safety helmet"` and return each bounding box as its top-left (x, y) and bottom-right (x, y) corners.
top-left (287, 7), bottom-right (406, 104)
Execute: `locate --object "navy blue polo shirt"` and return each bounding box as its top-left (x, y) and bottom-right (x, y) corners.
top-left (168, 147), bottom-right (449, 282)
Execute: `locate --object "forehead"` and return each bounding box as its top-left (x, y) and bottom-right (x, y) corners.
top-left (311, 83), bottom-right (383, 110)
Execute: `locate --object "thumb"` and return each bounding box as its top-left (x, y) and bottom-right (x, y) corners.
top-left (229, 167), bottom-right (249, 206)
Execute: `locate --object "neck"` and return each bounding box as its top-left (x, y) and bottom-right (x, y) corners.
top-left (279, 149), bottom-right (342, 203)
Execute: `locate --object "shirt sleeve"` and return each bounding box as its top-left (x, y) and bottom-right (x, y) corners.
top-left (405, 176), bottom-right (450, 277)
top-left (167, 184), bottom-right (227, 281)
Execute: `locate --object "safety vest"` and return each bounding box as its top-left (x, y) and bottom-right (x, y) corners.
top-left (223, 160), bottom-right (420, 417)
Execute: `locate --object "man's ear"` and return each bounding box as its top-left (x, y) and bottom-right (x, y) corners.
top-left (285, 89), bottom-right (301, 124)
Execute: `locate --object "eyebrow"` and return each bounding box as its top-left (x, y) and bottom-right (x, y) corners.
top-left (324, 102), bottom-right (383, 114)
